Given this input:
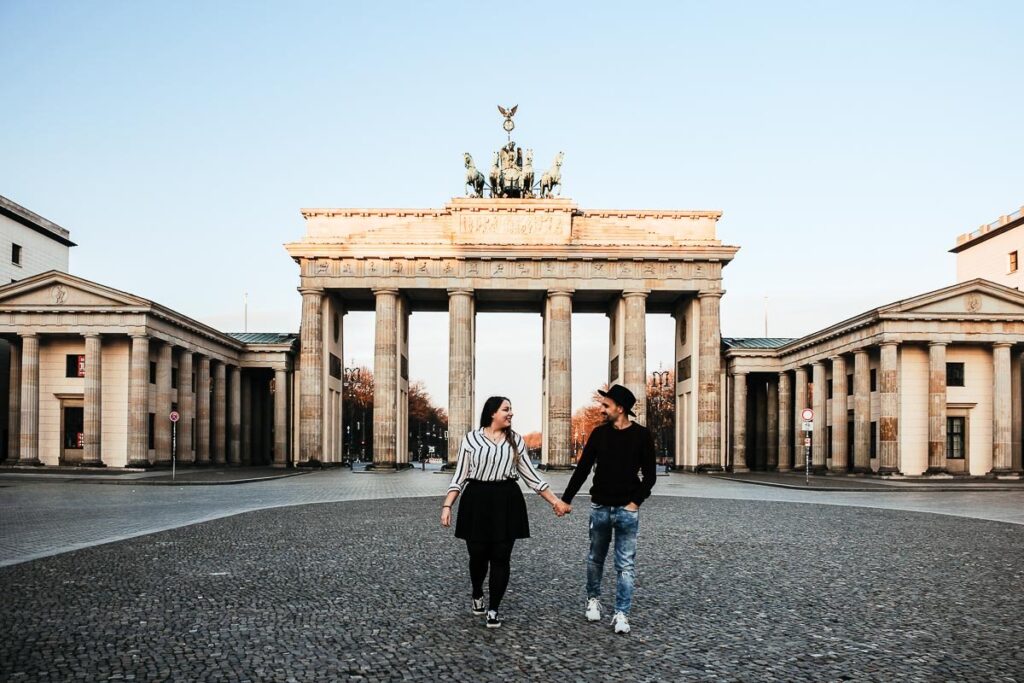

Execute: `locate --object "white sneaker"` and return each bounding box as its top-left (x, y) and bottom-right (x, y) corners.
top-left (585, 598), bottom-right (602, 622)
top-left (611, 611), bottom-right (631, 634)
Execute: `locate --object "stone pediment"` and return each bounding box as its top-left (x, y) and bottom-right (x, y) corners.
top-left (0, 271), bottom-right (148, 309)
top-left (880, 279), bottom-right (1024, 317)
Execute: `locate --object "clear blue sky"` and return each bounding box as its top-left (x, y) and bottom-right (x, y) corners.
top-left (3, 1), bottom-right (1022, 432)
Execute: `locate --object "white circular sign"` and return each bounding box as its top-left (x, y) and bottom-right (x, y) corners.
top-left (801, 408), bottom-right (814, 421)
top-left (169, 411), bottom-right (180, 423)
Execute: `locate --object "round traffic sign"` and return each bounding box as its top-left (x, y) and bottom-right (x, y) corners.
top-left (169, 410), bottom-right (180, 423)
top-left (801, 408), bottom-right (814, 421)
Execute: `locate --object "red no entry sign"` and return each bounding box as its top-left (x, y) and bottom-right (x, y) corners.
top-left (169, 411), bottom-right (180, 423)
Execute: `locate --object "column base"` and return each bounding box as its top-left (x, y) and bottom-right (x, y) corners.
top-left (876, 467), bottom-right (900, 475)
top-left (776, 466), bottom-right (791, 473)
top-left (989, 468), bottom-right (1024, 478)
top-left (730, 465), bottom-right (750, 473)
top-left (127, 460), bottom-right (153, 468)
top-left (15, 458), bottom-right (42, 466)
top-left (924, 467), bottom-right (948, 475)
top-left (79, 460), bottom-right (107, 468)
top-left (272, 461), bottom-right (288, 469)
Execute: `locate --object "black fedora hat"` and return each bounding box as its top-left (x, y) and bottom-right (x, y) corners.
top-left (598, 384), bottom-right (637, 417)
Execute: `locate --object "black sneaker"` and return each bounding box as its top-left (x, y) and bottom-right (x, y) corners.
top-left (471, 596), bottom-right (486, 615)
top-left (486, 610), bottom-right (501, 628)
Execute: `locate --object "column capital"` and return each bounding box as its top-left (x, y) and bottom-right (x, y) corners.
top-left (879, 340), bottom-right (899, 348)
top-left (811, 359), bottom-right (824, 367)
top-left (622, 290), bottom-right (650, 299)
top-left (928, 341), bottom-right (949, 348)
top-left (777, 370), bottom-right (789, 379)
top-left (547, 288), bottom-right (575, 298)
top-left (83, 332), bottom-right (102, 339)
top-left (130, 333), bottom-right (148, 341)
top-left (697, 289), bottom-right (725, 299)
top-left (447, 287), bottom-right (475, 297)
top-left (372, 287), bottom-right (400, 297)
top-left (992, 341), bottom-right (1013, 349)
top-left (297, 286), bottom-right (325, 296)
top-left (732, 369), bottom-right (749, 377)
top-left (853, 347), bottom-right (870, 356)
top-left (19, 332), bottom-right (37, 339)
top-left (830, 354), bottom-right (846, 363)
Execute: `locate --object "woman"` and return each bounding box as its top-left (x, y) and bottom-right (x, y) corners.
top-left (440, 396), bottom-right (570, 628)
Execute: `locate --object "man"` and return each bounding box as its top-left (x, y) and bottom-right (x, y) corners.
top-left (561, 384), bottom-right (657, 635)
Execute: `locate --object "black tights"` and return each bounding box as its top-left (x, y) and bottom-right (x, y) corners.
top-left (466, 540), bottom-right (515, 611)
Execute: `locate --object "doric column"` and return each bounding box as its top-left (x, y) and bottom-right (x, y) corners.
top-left (622, 291), bottom-right (648, 426)
top-left (766, 378), bottom-right (779, 470)
top-left (241, 372), bottom-right (252, 465)
top-left (992, 343), bottom-right (1015, 473)
top-left (195, 356), bottom-right (211, 465)
top-left (447, 288), bottom-right (475, 467)
top-left (731, 371), bottom-right (748, 472)
top-left (697, 291), bottom-right (723, 471)
top-left (853, 349), bottom-right (871, 473)
top-left (878, 341), bottom-right (900, 474)
top-left (228, 365), bottom-right (241, 466)
top-left (274, 369), bottom-right (288, 468)
top-left (543, 289), bottom-right (573, 468)
top-left (17, 333), bottom-right (40, 465)
top-left (212, 361), bottom-right (226, 465)
top-left (127, 334), bottom-right (151, 468)
top-left (154, 342), bottom-right (173, 465)
top-left (299, 287), bottom-right (324, 464)
top-left (373, 288), bottom-right (399, 467)
top-left (6, 340), bottom-right (20, 462)
top-left (927, 342), bottom-right (948, 474)
top-left (178, 350), bottom-right (194, 464)
top-left (1013, 351), bottom-right (1023, 474)
top-left (794, 366), bottom-right (809, 470)
top-left (811, 361), bottom-right (827, 472)
top-left (777, 371), bottom-right (792, 472)
top-left (82, 333), bottom-right (104, 466)
top-left (830, 355), bottom-right (848, 472)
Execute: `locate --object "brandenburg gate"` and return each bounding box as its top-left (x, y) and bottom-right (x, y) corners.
top-left (284, 111), bottom-right (739, 471)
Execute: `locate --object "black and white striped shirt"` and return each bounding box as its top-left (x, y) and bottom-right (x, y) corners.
top-left (447, 429), bottom-right (549, 494)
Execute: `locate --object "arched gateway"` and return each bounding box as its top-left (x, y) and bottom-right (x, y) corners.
top-left (285, 196), bottom-right (739, 470)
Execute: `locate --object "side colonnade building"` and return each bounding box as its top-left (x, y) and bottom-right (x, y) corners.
top-left (724, 279), bottom-right (1024, 477)
top-left (0, 272), bottom-right (297, 468)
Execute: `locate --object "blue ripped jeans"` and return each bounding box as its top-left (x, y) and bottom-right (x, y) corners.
top-left (587, 504), bottom-right (639, 614)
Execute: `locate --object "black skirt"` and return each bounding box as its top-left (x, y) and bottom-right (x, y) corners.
top-left (455, 479), bottom-right (531, 542)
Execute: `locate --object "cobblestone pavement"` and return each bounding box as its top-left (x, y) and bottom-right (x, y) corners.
top-left (2, 496), bottom-right (1022, 682)
top-left (3, 468), bottom-right (1024, 567)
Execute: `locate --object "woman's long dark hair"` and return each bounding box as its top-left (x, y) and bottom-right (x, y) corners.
top-left (480, 395), bottom-right (522, 470)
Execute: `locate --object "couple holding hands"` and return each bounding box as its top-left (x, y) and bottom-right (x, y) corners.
top-left (440, 385), bottom-right (657, 634)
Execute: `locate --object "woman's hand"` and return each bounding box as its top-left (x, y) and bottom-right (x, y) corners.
top-left (441, 506), bottom-right (452, 527)
top-left (553, 500), bottom-right (572, 517)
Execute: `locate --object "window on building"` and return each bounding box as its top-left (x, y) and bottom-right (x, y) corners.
top-left (946, 362), bottom-right (965, 387)
top-left (171, 367), bottom-right (178, 390)
top-left (191, 418), bottom-right (196, 450)
top-left (148, 413), bottom-right (155, 450)
top-left (192, 372), bottom-right (196, 393)
top-left (870, 421), bottom-right (877, 458)
top-left (847, 374), bottom-right (853, 396)
top-left (947, 417), bottom-right (966, 459)
top-left (826, 380), bottom-right (833, 399)
top-left (1011, 250), bottom-right (1019, 274)
top-left (827, 426), bottom-right (833, 456)
top-left (149, 361), bottom-right (156, 384)
top-left (11, 244), bottom-right (21, 266)
top-left (870, 369), bottom-right (877, 392)
top-left (65, 354), bottom-right (85, 378)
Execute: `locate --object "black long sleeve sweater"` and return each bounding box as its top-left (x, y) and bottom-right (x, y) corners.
top-left (561, 421), bottom-right (657, 507)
